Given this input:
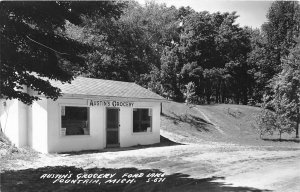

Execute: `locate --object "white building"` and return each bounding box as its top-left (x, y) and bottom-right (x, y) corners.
top-left (0, 77), bottom-right (165, 153)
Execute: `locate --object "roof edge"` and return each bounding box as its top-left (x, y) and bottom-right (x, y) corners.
top-left (32, 93), bottom-right (167, 102)
top-left (61, 93), bottom-right (166, 102)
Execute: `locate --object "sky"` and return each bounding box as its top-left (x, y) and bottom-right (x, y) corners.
top-left (136, 0), bottom-right (274, 29)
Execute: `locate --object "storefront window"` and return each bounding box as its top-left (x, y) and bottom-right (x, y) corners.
top-left (133, 108), bottom-right (152, 133)
top-left (61, 106), bottom-right (90, 135)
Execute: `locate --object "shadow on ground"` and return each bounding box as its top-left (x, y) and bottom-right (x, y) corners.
top-left (60, 135), bottom-right (183, 156)
top-left (1, 166), bottom-right (271, 192)
top-left (262, 138), bottom-right (300, 143)
top-left (162, 112), bottom-right (211, 132)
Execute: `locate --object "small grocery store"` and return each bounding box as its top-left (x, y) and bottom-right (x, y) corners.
top-left (0, 77), bottom-right (165, 153)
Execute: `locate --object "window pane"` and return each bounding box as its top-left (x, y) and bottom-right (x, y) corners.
top-left (141, 123), bottom-right (150, 132)
top-left (141, 109), bottom-right (150, 121)
top-left (107, 109), bottom-right (119, 129)
top-left (61, 106), bottom-right (89, 135)
top-left (133, 108), bottom-right (152, 132)
top-left (133, 121), bottom-right (140, 132)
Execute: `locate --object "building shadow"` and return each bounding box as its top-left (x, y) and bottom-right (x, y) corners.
top-left (0, 166), bottom-right (272, 192)
top-left (162, 112), bottom-right (212, 132)
top-left (60, 135), bottom-right (183, 156)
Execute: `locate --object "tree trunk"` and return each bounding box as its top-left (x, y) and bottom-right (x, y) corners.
top-left (242, 87), bottom-right (248, 105)
top-left (221, 94), bottom-right (225, 103)
top-left (205, 81), bottom-right (211, 104)
top-left (296, 107), bottom-right (299, 138)
top-left (206, 94), bottom-right (211, 104)
top-left (279, 131), bottom-right (282, 141)
top-left (216, 79), bottom-right (221, 103)
top-left (221, 87), bottom-right (226, 103)
top-left (235, 92), bottom-right (240, 104)
top-left (174, 84), bottom-right (184, 102)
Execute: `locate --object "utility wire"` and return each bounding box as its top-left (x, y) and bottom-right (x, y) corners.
top-left (26, 35), bottom-right (71, 55)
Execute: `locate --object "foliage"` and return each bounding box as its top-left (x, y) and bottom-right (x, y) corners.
top-left (262, 1), bottom-right (300, 58)
top-left (247, 1), bottom-right (300, 104)
top-left (252, 1), bottom-right (300, 139)
top-left (177, 11), bottom-right (251, 104)
top-left (184, 82), bottom-right (196, 105)
top-left (183, 81), bottom-right (196, 114)
top-left (257, 95), bottom-right (295, 140)
top-left (78, 1), bottom-right (180, 83)
top-left (260, 1), bottom-right (300, 86)
top-left (63, 1), bottom-right (257, 105)
top-left (0, 1), bottom-right (124, 104)
top-left (256, 108), bottom-right (275, 139)
top-left (246, 28), bottom-right (269, 102)
top-left (258, 40), bottom-right (300, 139)
top-left (160, 46), bottom-right (184, 101)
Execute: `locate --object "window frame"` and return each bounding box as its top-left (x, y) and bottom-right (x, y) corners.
top-left (132, 107), bottom-right (153, 134)
top-left (59, 104), bottom-right (91, 137)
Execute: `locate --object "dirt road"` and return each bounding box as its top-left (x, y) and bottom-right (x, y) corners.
top-left (4, 132), bottom-right (300, 192)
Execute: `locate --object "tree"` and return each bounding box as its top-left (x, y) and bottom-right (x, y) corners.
top-left (255, 1), bottom-right (300, 139)
top-left (80, 0), bottom-right (180, 84)
top-left (184, 81), bottom-right (196, 114)
top-left (257, 95), bottom-right (293, 140)
top-left (261, 1), bottom-right (300, 77)
top-left (247, 28), bottom-right (269, 103)
top-left (247, 1), bottom-right (300, 105)
top-left (0, 1), bottom-right (124, 104)
top-left (185, 81), bottom-right (196, 104)
top-left (160, 46), bottom-right (184, 101)
top-left (178, 11), bottom-right (251, 104)
top-left (180, 62), bottom-right (204, 103)
top-left (272, 41), bottom-right (300, 138)
top-left (259, 40), bottom-right (300, 139)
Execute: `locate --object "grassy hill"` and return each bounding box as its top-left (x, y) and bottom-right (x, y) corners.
top-left (161, 101), bottom-right (298, 147)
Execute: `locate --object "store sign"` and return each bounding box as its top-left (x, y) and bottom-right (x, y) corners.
top-left (88, 100), bottom-right (134, 107)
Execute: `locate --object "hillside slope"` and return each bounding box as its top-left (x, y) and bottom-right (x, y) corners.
top-left (161, 102), bottom-right (298, 147)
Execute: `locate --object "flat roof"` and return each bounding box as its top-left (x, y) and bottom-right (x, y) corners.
top-left (50, 76), bottom-right (165, 101)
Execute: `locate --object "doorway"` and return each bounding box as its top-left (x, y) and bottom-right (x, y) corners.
top-left (106, 108), bottom-right (120, 147)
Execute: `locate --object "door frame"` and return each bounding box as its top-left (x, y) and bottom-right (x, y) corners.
top-left (105, 107), bottom-right (120, 148)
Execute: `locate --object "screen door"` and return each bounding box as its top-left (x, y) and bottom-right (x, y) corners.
top-left (106, 108), bottom-right (119, 147)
